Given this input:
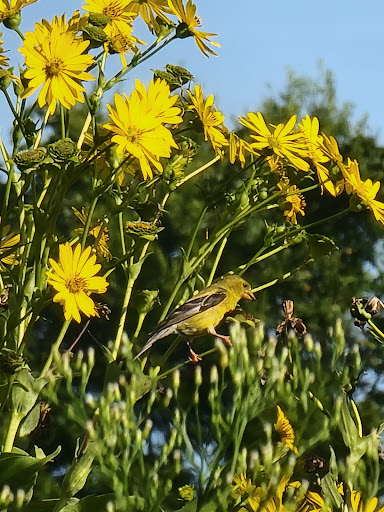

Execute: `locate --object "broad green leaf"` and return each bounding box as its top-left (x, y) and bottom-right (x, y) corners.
top-left (0, 446), bottom-right (60, 494)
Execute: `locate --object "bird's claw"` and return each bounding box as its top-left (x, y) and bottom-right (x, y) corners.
top-left (188, 349), bottom-right (202, 363)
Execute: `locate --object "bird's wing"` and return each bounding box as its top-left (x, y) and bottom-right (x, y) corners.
top-left (134, 288), bottom-right (227, 359)
top-left (156, 289), bottom-right (227, 331)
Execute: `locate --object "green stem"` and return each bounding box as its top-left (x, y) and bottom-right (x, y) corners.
top-left (175, 155), bottom-right (220, 189)
top-left (368, 319), bottom-right (384, 343)
top-left (113, 242), bottom-right (150, 360)
top-left (81, 195), bottom-right (99, 250)
top-left (185, 205), bottom-right (208, 260)
top-left (207, 236), bottom-right (228, 285)
top-left (3, 410), bottom-right (22, 452)
top-left (40, 319), bottom-right (71, 377)
top-left (104, 35), bottom-right (176, 91)
top-left (2, 89), bottom-right (27, 143)
top-left (34, 109), bottom-right (50, 148)
top-left (60, 105), bottom-right (66, 139)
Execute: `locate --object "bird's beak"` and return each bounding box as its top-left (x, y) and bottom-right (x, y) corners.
top-left (244, 289), bottom-right (256, 301)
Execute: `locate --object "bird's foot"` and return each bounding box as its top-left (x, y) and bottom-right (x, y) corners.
top-left (221, 335), bottom-right (232, 347)
top-left (188, 348), bottom-right (202, 364)
top-left (207, 326), bottom-right (233, 347)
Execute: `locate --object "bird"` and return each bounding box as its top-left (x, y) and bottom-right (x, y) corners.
top-left (134, 274), bottom-right (255, 360)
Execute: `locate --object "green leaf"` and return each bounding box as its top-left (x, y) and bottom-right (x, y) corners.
top-left (0, 446), bottom-right (61, 494)
top-left (11, 369), bottom-right (48, 419)
top-left (321, 472), bottom-right (343, 508)
top-left (24, 494), bottom-right (116, 512)
top-left (306, 233), bottom-right (338, 259)
top-left (176, 500), bottom-right (197, 512)
top-left (19, 402), bottom-right (41, 438)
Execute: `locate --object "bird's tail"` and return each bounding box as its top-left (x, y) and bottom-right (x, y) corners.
top-left (134, 326), bottom-right (174, 360)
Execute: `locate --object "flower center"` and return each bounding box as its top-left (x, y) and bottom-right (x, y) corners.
top-left (45, 58), bottom-right (64, 78)
top-left (267, 136), bottom-right (280, 149)
top-left (126, 126), bottom-right (141, 143)
top-left (66, 276), bottom-right (86, 294)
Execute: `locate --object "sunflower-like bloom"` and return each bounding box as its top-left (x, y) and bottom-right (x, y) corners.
top-left (239, 113), bottom-right (310, 172)
top-left (340, 158), bottom-right (384, 225)
top-left (83, 0), bottom-right (137, 36)
top-left (103, 78), bottom-right (182, 180)
top-left (128, 0), bottom-right (171, 32)
top-left (274, 405), bottom-right (298, 453)
top-left (20, 17), bottom-right (94, 115)
top-left (0, 220), bottom-right (20, 267)
top-left (188, 84), bottom-right (228, 155)
top-left (168, 0), bottom-right (220, 57)
top-left (350, 490), bottom-right (384, 512)
top-left (72, 207), bottom-right (112, 261)
top-left (46, 243), bottom-right (109, 323)
top-left (0, 0), bottom-right (37, 24)
top-left (278, 182), bottom-right (306, 225)
top-left (228, 131), bottom-right (258, 168)
top-left (0, 32), bottom-right (9, 68)
top-left (299, 117), bottom-right (344, 197)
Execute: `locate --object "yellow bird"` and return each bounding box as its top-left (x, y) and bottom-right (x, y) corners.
top-left (135, 275), bottom-right (255, 360)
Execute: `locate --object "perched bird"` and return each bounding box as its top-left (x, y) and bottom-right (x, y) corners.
top-left (134, 275), bottom-right (255, 360)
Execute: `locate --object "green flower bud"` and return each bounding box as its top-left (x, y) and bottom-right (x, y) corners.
top-left (82, 23), bottom-right (109, 47)
top-left (0, 349), bottom-right (27, 375)
top-left (48, 138), bottom-right (78, 163)
top-left (0, 69), bottom-right (13, 91)
top-left (88, 12), bottom-right (111, 27)
top-left (3, 11), bottom-right (21, 30)
top-left (175, 22), bottom-right (193, 39)
top-left (165, 64), bottom-right (194, 83)
top-left (14, 148), bottom-right (47, 170)
top-left (349, 194), bottom-right (364, 212)
top-left (125, 220), bottom-right (164, 240)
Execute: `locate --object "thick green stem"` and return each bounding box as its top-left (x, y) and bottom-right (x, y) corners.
top-left (3, 410), bottom-right (22, 452)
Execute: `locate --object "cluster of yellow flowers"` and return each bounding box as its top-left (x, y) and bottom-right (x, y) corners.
top-left (0, 0), bottom-right (382, 325)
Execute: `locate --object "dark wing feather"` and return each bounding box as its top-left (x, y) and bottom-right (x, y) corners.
top-left (155, 290), bottom-right (227, 331)
top-left (134, 289), bottom-right (227, 359)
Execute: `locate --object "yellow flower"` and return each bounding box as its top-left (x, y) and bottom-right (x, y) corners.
top-left (20, 17), bottom-right (94, 115)
top-left (278, 182), bottom-right (306, 225)
top-left (72, 207), bottom-right (112, 261)
top-left (83, 0), bottom-right (137, 37)
top-left (46, 242), bottom-right (109, 323)
top-left (0, 221), bottom-right (20, 267)
top-left (105, 23), bottom-right (144, 67)
top-left (128, 0), bottom-right (171, 32)
top-left (341, 158), bottom-right (384, 225)
top-left (274, 405), bottom-right (298, 453)
top-left (188, 84), bottom-right (228, 155)
top-left (0, 32), bottom-right (8, 68)
top-left (231, 472), bottom-right (255, 499)
top-left (103, 78), bottom-right (182, 180)
top-left (228, 131), bottom-right (258, 168)
top-left (350, 490), bottom-right (384, 512)
top-left (238, 113), bottom-right (310, 172)
top-left (168, 0), bottom-right (220, 57)
top-left (0, 0), bottom-right (37, 24)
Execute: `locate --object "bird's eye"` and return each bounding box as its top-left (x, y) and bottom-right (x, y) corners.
top-left (243, 283), bottom-right (248, 288)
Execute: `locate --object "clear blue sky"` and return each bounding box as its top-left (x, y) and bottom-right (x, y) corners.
top-left (2, 0), bottom-right (384, 142)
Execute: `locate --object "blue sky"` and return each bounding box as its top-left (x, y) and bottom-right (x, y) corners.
top-left (2, 0), bottom-right (384, 142)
